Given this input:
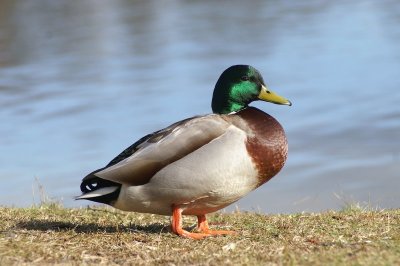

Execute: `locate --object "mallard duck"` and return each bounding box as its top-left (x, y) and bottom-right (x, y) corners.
top-left (77, 65), bottom-right (291, 239)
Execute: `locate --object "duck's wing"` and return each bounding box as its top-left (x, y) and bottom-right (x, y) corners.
top-left (87, 114), bottom-right (231, 186)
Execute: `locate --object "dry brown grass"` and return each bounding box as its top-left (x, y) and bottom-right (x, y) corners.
top-left (0, 204), bottom-right (399, 265)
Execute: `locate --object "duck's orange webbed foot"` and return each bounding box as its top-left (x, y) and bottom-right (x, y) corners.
top-left (197, 214), bottom-right (237, 236)
top-left (171, 206), bottom-right (210, 240)
top-left (170, 205), bottom-right (236, 239)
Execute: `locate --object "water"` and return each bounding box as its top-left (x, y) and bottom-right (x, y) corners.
top-left (0, 0), bottom-right (399, 213)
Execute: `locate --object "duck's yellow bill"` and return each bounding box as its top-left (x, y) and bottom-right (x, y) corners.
top-left (258, 85), bottom-right (292, 106)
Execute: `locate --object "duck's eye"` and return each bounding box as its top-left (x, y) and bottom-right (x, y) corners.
top-left (241, 76), bottom-right (250, 81)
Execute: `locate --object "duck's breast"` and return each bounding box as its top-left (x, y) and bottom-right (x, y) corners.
top-left (235, 107), bottom-right (288, 187)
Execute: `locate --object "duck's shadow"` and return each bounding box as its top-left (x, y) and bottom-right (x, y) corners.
top-left (16, 220), bottom-right (171, 235)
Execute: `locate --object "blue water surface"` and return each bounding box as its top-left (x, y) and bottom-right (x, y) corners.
top-left (0, 0), bottom-right (399, 213)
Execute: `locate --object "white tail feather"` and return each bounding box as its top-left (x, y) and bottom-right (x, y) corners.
top-left (76, 186), bottom-right (119, 200)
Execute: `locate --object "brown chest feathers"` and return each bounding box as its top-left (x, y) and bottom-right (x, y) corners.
top-left (226, 107), bottom-right (288, 187)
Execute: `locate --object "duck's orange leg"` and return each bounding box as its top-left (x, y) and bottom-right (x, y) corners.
top-left (197, 214), bottom-right (236, 236)
top-left (171, 206), bottom-right (210, 240)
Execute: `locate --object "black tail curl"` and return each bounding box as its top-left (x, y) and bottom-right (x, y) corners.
top-left (78, 170), bottom-right (121, 205)
top-left (80, 176), bottom-right (120, 193)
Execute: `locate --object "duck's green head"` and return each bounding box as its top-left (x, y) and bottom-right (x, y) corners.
top-left (211, 65), bottom-right (291, 114)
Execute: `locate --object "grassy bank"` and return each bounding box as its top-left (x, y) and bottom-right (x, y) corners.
top-left (0, 205), bottom-right (399, 265)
